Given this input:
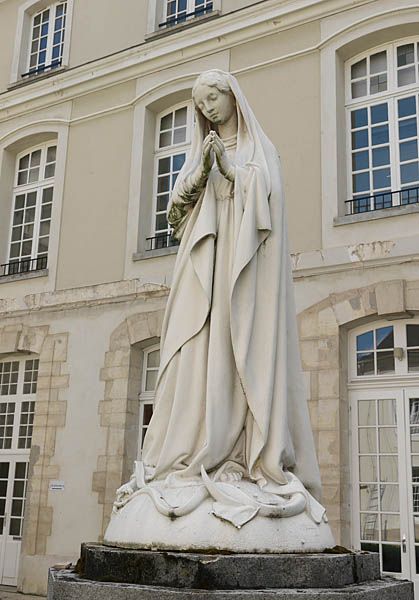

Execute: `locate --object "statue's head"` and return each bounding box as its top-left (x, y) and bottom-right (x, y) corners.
top-left (192, 70), bottom-right (236, 126)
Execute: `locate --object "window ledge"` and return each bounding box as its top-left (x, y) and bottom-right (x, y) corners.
top-left (0, 269), bottom-right (48, 284)
top-left (145, 10), bottom-right (220, 42)
top-left (334, 203), bottom-right (419, 226)
top-left (7, 66), bottom-right (67, 91)
top-left (133, 246), bottom-right (178, 261)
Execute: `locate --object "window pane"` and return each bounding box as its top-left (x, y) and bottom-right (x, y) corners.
top-left (352, 151), bottom-right (369, 171)
top-left (379, 428), bottom-right (397, 454)
top-left (359, 400), bottom-right (376, 426)
top-left (360, 455), bottom-right (377, 482)
top-left (378, 399), bottom-right (396, 426)
top-left (370, 74), bottom-right (387, 94)
top-left (371, 103), bottom-right (388, 124)
top-left (352, 80), bottom-right (367, 99)
top-left (407, 325), bottom-right (419, 347)
top-left (359, 428), bottom-right (376, 453)
top-left (401, 162), bottom-right (419, 184)
top-left (357, 352), bottom-right (374, 376)
top-left (174, 107), bottom-right (187, 127)
top-left (145, 370), bottom-right (158, 391)
top-left (360, 513), bottom-right (379, 540)
top-left (399, 117), bottom-right (417, 140)
top-left (172, 153), bottom-right (186, 172)
top-left (376, 326), bottom-right (393, 349)
top-left (353, 172), bottom-right (370, 193)
top-left (156, 194), bottom-right (169, 212)
top-left (398, 96), bottom-right (416, 118)
top-left (372, 146), bottom-right (390, 167)
top-left (371, 125), bottom-right (389, 146)
top-left (360, 484), bottom-right (378, 511)
top-left (381, 514), bottom-right (400, 542)
top-left (382, 545), bottom-right (401, 573)
top-left (370, 51), bottom-right (387, 74)
top-left (373, 168), bottom-right (390, 189)
top-left (379, 456), bottom-right (398, 482)
top-left (147, 350), bottom-right (160, 368)
top-left (398, 44), bottom-right (415, 67)
top-left (377, 351), bottom-right (395, 374)
top-left (352, 58), bottom-right (367, 79)
top-left (380, 484), bottom-right (399, 512)
top-left (160, 113), bottom-right (173, 131)
top-left (408, 349), bottom-right (419, 372)
top-left (400, 140), bottom-right (418, 162)
top-left (159, 131), bottom-right (172, 148)
top-left (157, 176), bottom-right (170, 194)
top-left (173, 127), bottom-right (186, 144)
top-left (352, 129), bottom-right (368, 149)
top-left (158, 157), bottom-right (171, 175)
top-left (398, 67), bottom-right (416, 87)
top-left (357, 331), bottom-right (374, 351)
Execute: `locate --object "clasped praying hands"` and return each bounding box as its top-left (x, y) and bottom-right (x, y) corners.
top-left (201, 130), bottom-right (236, 183)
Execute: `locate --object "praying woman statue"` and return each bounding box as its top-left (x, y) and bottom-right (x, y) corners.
top-left (105, 70), bottom-right (334, 552)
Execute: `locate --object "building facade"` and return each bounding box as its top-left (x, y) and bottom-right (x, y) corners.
top-left (0, 0), bottom-right (419, 595)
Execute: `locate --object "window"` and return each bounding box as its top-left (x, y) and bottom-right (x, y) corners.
top-left (161, 0), bottom-right (213, 28)
top-left (24, 1), bottom-right (67, 78)
top-left (0, 358), bottom-right (38, 451)
top-left (5, 143), bottom-right (56, 276)
top-left (138, 346), bottom-right (160, 456)
top-left (346, 38), bottom-right (419, 214)
top-left (148, 103), bottom-right (192, 251)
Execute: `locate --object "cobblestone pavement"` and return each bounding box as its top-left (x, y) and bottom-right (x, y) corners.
top-left (0, 589), bottom-right (45, 599)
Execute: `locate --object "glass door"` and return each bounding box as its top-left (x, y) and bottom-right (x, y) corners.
top-left (404, 388), bottom-right (419, 597)
top-left (0, 457), bottom-right (29, 586)
top-left (351, 389), bottom-right (411, 579)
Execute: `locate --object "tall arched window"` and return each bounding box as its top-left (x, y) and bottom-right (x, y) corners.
top-left (349, 319), bottom-right (419, 589)
top-left (0, 356), bottom-right (38, 585)
top-left (25, 0), bottom-right (67, 77)
top-left (148, 102), bottom-right (193, 250)
top-left (6, 142), bottom-right (56, 275)
top-left (346, 38), bottom-right (419, 214)
top-left (138, 346), bottom-right (160, 457)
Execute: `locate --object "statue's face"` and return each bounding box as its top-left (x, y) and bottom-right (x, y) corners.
top-left (194, 84), bottom-right (236, 125)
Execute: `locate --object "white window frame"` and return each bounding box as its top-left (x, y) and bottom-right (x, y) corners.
top-left (163, 0), bottom-right (213, 26)
top-left (150, 102), bottom-right (193, 244)
top-left (138, 345), bottom-right (160, 458)
top-left (0, 357), bottom-right (38, 453)
top-left (25, 0), bottom-right (67, 77)
top-left (10, 0), bottom-right (74, 84)
top-left (345, 37), bottom-right (419, 214)
top-left (7, 142), bottom-right (56, 271)
top-left (348, 319), bottom-right (419, 383)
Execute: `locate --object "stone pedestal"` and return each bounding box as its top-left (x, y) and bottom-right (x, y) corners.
top-left (47, 543), bottom-right (414, 599)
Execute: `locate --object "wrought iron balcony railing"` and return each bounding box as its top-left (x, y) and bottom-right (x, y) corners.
top-left (345, 186), bottom-right (419, 215)
top-left (159, 3), bottom-right (213, 28)
top-left (21, 59), bottom-right (62, 79)
top-left (145, 234), bottom-right (180, 252)
top-left (0, 256), bottom-right (47, 278)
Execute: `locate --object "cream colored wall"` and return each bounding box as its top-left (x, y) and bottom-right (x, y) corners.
top-left (69, 0), bottom-right (148, 68)
top-left (230, 24), bottom-right (322, 253)
top-left (0, 0), bottom-right (19, 91)
top-left (57, 90), bottom-right (134, 289)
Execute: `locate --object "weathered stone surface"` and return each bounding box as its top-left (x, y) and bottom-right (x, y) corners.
top-left (48, 569), bottom-right (414, 600)
top-left (80, 544), bottom-right (378, 590)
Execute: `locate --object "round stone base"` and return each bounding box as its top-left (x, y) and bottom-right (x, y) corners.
top-left (104, 493), bottom-right (335, 553)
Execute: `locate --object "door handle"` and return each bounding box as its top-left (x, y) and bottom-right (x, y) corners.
top-left (402, 534), bottom-right (407, 553)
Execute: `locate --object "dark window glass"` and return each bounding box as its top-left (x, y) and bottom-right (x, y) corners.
top-left (382, 544), bottom-right (401, 573)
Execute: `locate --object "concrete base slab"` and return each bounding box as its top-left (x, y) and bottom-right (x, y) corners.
top-left (48, 569), bottom-right (414, 600)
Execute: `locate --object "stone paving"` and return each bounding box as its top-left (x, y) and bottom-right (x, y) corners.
top-left (0, 589), bottom-right (44, 600)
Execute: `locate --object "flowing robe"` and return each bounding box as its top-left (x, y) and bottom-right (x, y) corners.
top-left (142, 73), bottom-right (322, 501)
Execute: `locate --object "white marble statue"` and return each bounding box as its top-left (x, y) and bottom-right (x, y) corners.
top-left (105, 70), bottom-right (334, 552)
